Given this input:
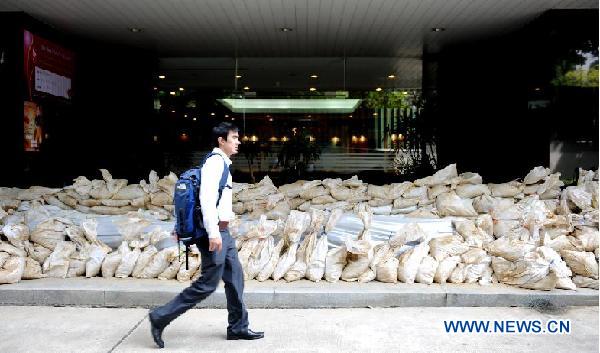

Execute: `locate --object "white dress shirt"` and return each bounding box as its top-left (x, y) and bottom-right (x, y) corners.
top-left (200, 148), bottom-right (234, 239)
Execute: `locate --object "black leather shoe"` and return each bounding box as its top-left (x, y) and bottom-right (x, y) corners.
top-left (227, 329), bottom-right (264, 340)
top-left (149, 315), bottom-right (165, 348)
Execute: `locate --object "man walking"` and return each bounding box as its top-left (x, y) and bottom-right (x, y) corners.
top-left (149, 122), bottom-right (264, 348)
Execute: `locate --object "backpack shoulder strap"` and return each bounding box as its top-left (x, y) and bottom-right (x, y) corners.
top-left (200, 152), bottom-right (231, 207)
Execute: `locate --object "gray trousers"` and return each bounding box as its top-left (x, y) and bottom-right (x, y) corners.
top-left (149, 230), bottom-right (249, 334)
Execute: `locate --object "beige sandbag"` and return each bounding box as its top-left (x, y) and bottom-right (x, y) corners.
top-left (310, 201), bottom-right (352, 212)
top-left (574, 227), bottom-right (599, 252)
top-left (393, 198), bottom-right (420, 209)
top-left (114, 215), bottom-right (152, 241)
top-left (278, 181), bottom-right (307, 198)
top-left (72, 176), bottom-right (93, 196)
top-left (448, 263), bottom-right (466, 283)
top-left (368, 198), bottom-right (393, 207)
top-left (0, 256), bottom-right (26, 284)
top-left (79, 199), bottom-right (103, 207)
top-left (325, 209), bottom-right (343, 234)
top-left (246, 237), bottom-right (274, 280)
top-left (454, 219), bottom-right (493, 248)
top-left (27, 243), bottom-right (52, 264)
top-left (428, 185), bottom-right (450, 200)
top-left (283, 210), bottom-right (310, 243)
top-left (132, 245), bottom-right (158, 278)
top-left (560, 250), bottom-right (599, 279)
top-left (150, 192), bottom-right (171, 207)
top-left (257, 239), bottom-right (284, 281)
top-left (2, 224), bottom-right (29, 249)
top-left (139, 247), bottom-right (178, 278)
top-left (536, 246), bottom-right (575, 290)
top-left (489, 181), bottom-right (524, 198)
top-left (158, 259), bottom-right (181, 280)
top-left (101, 243), bottom-right (127, 278)
top-left (429, 235), bottom-right (469, 261)
top-left (414, 164), bottom-right (458, 186)
top-left (434, 256), bottom-right (461, 283)
top-left (455, 184), bottom-right (490, 199)
top-left (285, 231), bottom-right (318, 282)
top-left (572, 276), bottom-right (599, 289)
top-left (342, 175), bottom-right (364, 188)
top-left (388, 182), bottom-right (413, 199)
top-left (415, 256), bottom-right (438, 284)
top-left (476, 214), bottom-right (494, 238)
top-left (100, 199), bottom-right (130, 207)
top-left (112, 184), bottom-right (146, 200)
top-left (524, 166), bottom-right (551, 185)
top-left (56, 193), bottom-right (78, 208)
top-left (0, 241), bottom-right (26, 258)
top-left (324, 246), bottom-right (347, 283)
top-left (436, 192), bottom-right (477, 217)
top-left (458, 172), bottom-right (483, 185)
top-left (397, 242), bottom-right (430, 283)
top-left (66, 259), bottom-right (86, 278)
top-left (300, 186), bottom-right (329, 200)
top-left (43, 195), bottom-right (72, 210)
top-left (272, 243), bottom-right (299, 281)
top-left (329, 186), bottom-right (354, 201)
top-left (22, 257), bottom-right (45, 279)
top-left (17, 186), bottom-right (60, 201)
top-left (289, 198), bottom-right (307, 210)
top-left (493, 220), bottom-right (523, 239)
top-left (403, 186), bottom-right (428, 199)
top-left (266, 200), bottom-right (291, 220)
top-left (376, 257), bottom-right (399, 283)
top-left (367, 185), bottom-right (392, 200)
top-left (157, 172), bottom-right (178, 195)
top-left (64, 188), bottom-right (89, 201)
top-left (485, 237), bottom-right (535, 262)
top-left (0, 252), bottom-right (9, 267)
top-left (236, 185), bottom-right (277, 202)
top-left (115, 247), bottom-right (141, 278)
top-left (177, 256), bottom-right (201, 282)
top-left (306, 235), bottom-right (328, 282)
top-left (43, 241), bottom-right (76, 278)
top-left (89, 180), bottom-right (113, 199)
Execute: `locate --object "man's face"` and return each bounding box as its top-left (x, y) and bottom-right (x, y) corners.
top-left (219, 130), bottom-right (240, 157)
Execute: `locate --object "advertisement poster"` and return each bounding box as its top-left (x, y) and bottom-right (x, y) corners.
top-left (23, 30), bottom-right (74, 152)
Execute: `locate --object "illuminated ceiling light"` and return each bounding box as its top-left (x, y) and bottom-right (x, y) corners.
top-left (158, 75), bottom-right (166, 79)
top-left (179, 87), bottom-right (184, 91)
top-left (307, 115), bottom-right (312, 118)
top-left (171, 110), bottom-right (176, 113)
top-left (225, 114), bottom-right (229, 118)
top-left (243, 86), bottom-right (250, 90)
top-left (242, 136), bottom-right (249, 142)
top-left (250, 135), bottom-right (259, 142)
top-left (309, 87), bottom-right (317, 91)
top-left (373, 112), bottom-right (378, 116)
top-left (331, 136), bottom-right (340, 144)
top-left (184, 114), bottom-right (188, 118)
top-left (279, 27), bottom-right (293, 32)
top-left (398, 133), bottom-right (404, 141)
top-left (193, 117), bottom-right (197, 121)
top-left (281, 136), bottom-right (289, 142)
top-left (153, 87), bottom-right (157, 90)
top-left (351, 135), bottom-right (358, 143)
top-left (210, 112), bottom-right (215, 116)
top-left (129, 27), bottom-right (142, 33)
top-left (359, 135), bottom-right (366, 142)
top-left (218, 98), bottom-right (361, 113)
top-left (402, 91), bottom-right (408, 95)
top-left (231, 117), bottom-right (235, 121)
top-left (269, 136), bottom-right (278, 142)
top-left (391, 133), bottom-right (397, 142)
top-left (269, 118), bottom-right (273, 122)
top-left (432, 27), bottom-right (446, 32)
top-left (375, 87), bottom-right (382, 92)
top-left (534, 87), bottom-right (541, 91)
top-left (310, 74), bottom-right (318, 79)
top-left (169, 91), bottom-right (176, 95)
top-left (388, 75), bottom-right (396, 79)
top-left (349, 115), bottom-right (352, 118)
top-left (235, 75), bottom-right (242, 79)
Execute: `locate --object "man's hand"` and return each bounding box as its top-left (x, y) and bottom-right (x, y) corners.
top-left (209, 237), bottom-right (222, 252)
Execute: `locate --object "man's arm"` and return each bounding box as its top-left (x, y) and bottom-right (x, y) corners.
top-left (200, 156), bottom-right (224, 243)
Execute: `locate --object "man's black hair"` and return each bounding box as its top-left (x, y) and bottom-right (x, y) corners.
top-left (212, 122), bottom-right (239, 147)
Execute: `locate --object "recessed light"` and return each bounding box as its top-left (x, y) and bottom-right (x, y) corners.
top-left (235, 75), bottom-right (242, 79)
top-left (402, 91), bottom-right (408, 94)
top-left (210, 112), bottom-right (215, 116)
top-left (153, 87), bottom-right (157, 90)
top-left (280, 27), bottom-right (293, 32)
top-left (179, 87), bottom-right (184, 91)
top-left (243, 86), bottom-right (250, 90)
top-left (349, 115), bottom-right (352, 118)
top-left (388, 75), bottom-right (396, 79)
top-left (231, 117), bottom-right (235, 121)
top-left (225, 114), bottom-right (229, 118)
top-left (432, 27), bottom-right (446, 32)
top-left (375, 87), bottom-right (382, 92)
top-left (269, 118), bottom-right (273, 122)
top-left (184, 114), bottom-right (188, 118)
top-left (129, 27), bottom-right (142, 33)
top-left (171, 110), bottom-right (176, 113)
top-left (169, 91), bottom-right (176, 95)
top-left (310, 74), bottom-right (318, 79)
top-left (373, 113), bottom-right (378, 116)
top-left (158, 75), bottom-right (166, 79)
top-left (193, 117), bottom-right (197, 121)
top-left (309, 87), bottom-right (317, 91)
top-left (534, 87), bottom-right (541, 91)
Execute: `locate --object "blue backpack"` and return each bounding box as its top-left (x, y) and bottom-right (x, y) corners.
top-left (173, 152), bottom-right (230, 266)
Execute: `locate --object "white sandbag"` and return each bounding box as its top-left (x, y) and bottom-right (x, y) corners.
top-left (536, 246), bottom-right (575, 290)
top-left (342, 252), bottom-right (372, 282)
top-left (476, 214), bottom-right (494, 238)
top-left (428, 185), bottom-right (450, 200)
top-left (464, 263), bottom-right (490, 284)
top-left (574, 227), bottom-right (599, 252)
top-left (307, 208), bottom-right (328, 235)
top-left (22, 257), bottom-right (45, 279)
top-left (115, 247), bottom-right (141, 278)
top-left (454, 219), bottom-right (493, 248)
top-left (542, 233), bottom-right (581, 253)
top-left (29, 218), bottom-right (68, 250)
top-left (448, 263), bottom-right (466, 283)
top-left (0, 252), bottom-right (10, 267)
top-left (0, 256), bottom-right (26, 284)
top-left (132, 245), bottom-right (158, 278)
top-left (403, 186), bottom-right (428, 199)
top-left (256, 239), bottom-right (284, 281)
top-left (43, 241), bottom-right (76, 278)
top-left (376, 257), bottom-right (399, 283)
top-left (368, 198), bottom-right (393, 207)
top-left (357, 268), bottom-right (376, 283)
top-left (246, 237), bottom-right (274, 280)
top-left (414, 164), bottom-right (458, 186)
top-left (342, 175), bottom-right (364, 188)
top-left (434, 256), bottom-right (461, 283)
top-left (25, 243), bottom-right (51, 264)
top-left (436, 192), bottom-right (477, 217)
top-left (415, 256), bottom-right (438, 284)
top-left (397, 242), bottom-right (430, 283)
top-left (572, 276), bottom-right (599, 290)
top-left (393, 198), bottom-right (420, 209)
top-left (306, 235), bottom-right (328, 282)
top-left (111, 184), bottom-right (146, 200)
top-left (266, 200), bottom-right (291, 220)
top-left (458, 172), bottom-right (483, 185)
top-left (500, 251), bottom-right (552, 288)
top-left (0, 241), bottom-right (27, 258)
top-left (158, 259), bottom-right (181, 280)
top-left (272, 243), bottom-right (299, 281)
top-left (455, 184), bottom-right (491, 199)
top-left (139, 247), bottom-right (178, 278)
top-left (176, 256), bottom-right (201, 282)
top-left (388, 182), bottom-right (413, 199)
top-left (2, 224), bottom-right (30, 250)
top-left (324, 246), bottom-right (347, 283)
top-left (485, 237), bottom-right (536, 262)
top-left (367, 185), bottom-right (392, 200)
top-left (493, 220), bottom-right (523, 238)
top-left (238, 238), bottom-right (261, 271)
top-left (101, 244), bottom-right (126, 278)
top-left (489, 181), bottom-right (524, 198)
top-left (461, 248), bottom-right (490, 265)
top-left (285, 231), bottom-right (317, 282)
top-left (85, 245), bottom-right (107, 278)
top-left (322, 178), bottom-right (342, 190)
top-left (325, 209), bottom-right (343, 234)
top-left (429, 235), bottom-right (470, 261)
top-left (283, 211), bottom-right (310, 243)
top-left (66, 259), bottom-right (86, 278)
top-left (524, 166), bottom-right (551, 185)
top-left (560, 250), bottom-right (599, 279)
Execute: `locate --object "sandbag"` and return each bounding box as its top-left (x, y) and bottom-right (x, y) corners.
top-left (429, 235), bottom-right (469, 261)
top-left (158, 259), bottom-right (181, 280)
top-left (393, 198), bottom-right (420, 209)
top-left (436, 192), bottom-right (477, 217)
top-left (574, 227), bottom-right (599, 252)
top-left (415, 256), bottom-right (438, 284)
top-left (257, 239), bottom-right (284, 282)
top-left (283, 211), bottom-right (310, 244)
top-left (0, 256), bottom-right (26, 284)
top-left (397, 242), bottom-right (430, 283)
top-left (414, 164), bottom-right (458, 186)
top-left (325, 209), bottom-right (343, 234)
top-left (272, 243), bottom-right (299, 281)
top-left (115, 247), bottom-right (141, 278)
top-left (572, 276), bottom-right (599, 290)
top-left (66, 259), bottom-right (86, 278)
top-left (434, 256), bottom-right (460, 283)
top-left (22, 257), bottom-right (45, 279)
top-left (30, 218), bottom-right (68, 250)
top-left (455, 184), bottom-right (490, 199)
top-left (403, 186), bottom-right (428, 199)
top-left (324, 246), bottom-right (347, 283)
top-left (560, 250), bottom-right (599, 279)
top-left (376, 257), bottom-right (399, 283)
top-left (132, 245), bottom-right (158, 278)
top-left (306, 235), bottom-right (328, 282)
top-left (114, 216), bottom-right (152, 241)
top-left (458, 172), bottom-right (483, 185)
top-left (101, 244), bottom-right (126, 278)
top-left (139, 247), bottom-right (178, 278)
top-left (448, 263), bottom-right (466, 283)
top-left (485, 237), bottom-right (535, 262)
top-left (176, 256), bottom-right (201, 282)
top-left (246, 237), bottom-right (274, 280)
top-left (2, 224), bottom-right (29, 250)
top-left (43, 241), bottom-right (76, 278)
top-left (27, 243), bottom-right (52, 265)
top-left (0, 241), bottom-right (27, 258)
top-left (111, 184), bottom-right (146, 200)
top-left (524, 167), bottom-right (551, 185)
top-left (428, 185), bottom-right (450, 200)
top-left (489, 181), bottom-right (524, 198)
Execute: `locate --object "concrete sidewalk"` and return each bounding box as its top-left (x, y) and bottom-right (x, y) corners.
top-left (0, 306), bottom-right (598, 353)
top-left (0, 277), bottom-right (597, 308)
